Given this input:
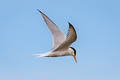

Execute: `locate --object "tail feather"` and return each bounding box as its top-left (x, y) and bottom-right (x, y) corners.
top-left (33, 52), bottom-right (50, 57)
top-left (33, 54), bottom-right (43, 57)
top-left (33, 54), bottom-right (45, 57)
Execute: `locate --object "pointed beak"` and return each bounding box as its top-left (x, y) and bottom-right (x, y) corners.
top-left (73, 55), bottom-right (77, 63)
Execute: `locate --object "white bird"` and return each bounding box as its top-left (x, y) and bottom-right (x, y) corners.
top-left (35, 9), bottom-right (77, 62)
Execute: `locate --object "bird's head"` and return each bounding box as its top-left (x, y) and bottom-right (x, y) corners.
top-left (70, 47), bottom-right (77, 63)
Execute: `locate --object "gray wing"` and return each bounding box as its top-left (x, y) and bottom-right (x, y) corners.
top-left (37, 9), bottom-right (66, 50)
top-left (54, 22), bottom-right (77, 51)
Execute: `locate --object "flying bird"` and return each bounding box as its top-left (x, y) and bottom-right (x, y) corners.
top-left (35, 9), bottom-right (77, 62)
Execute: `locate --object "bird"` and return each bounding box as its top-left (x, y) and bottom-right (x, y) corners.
top-left (34, 9), bottom-right (77, 63)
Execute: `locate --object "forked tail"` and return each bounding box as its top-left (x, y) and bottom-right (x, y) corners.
top-left (33, 53), bottom-right (49, 57)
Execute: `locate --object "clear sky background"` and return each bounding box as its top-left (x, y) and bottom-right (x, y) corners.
top-left (0, 0), bottom-right (120, 80)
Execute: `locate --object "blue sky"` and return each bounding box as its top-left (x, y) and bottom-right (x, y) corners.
top-left (0, 0), bottom-right (120, 80)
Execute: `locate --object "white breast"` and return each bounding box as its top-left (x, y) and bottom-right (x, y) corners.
top-left (48, 48), bottom-right (74, 57)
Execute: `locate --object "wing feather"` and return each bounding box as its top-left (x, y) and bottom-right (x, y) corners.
top-left (37, 10), bottom-right (66, 50)
top-left (54, 22), bottom-right (77, 51)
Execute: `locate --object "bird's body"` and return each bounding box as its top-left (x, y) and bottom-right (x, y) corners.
top-left (34, 10), bottom-right (77, 62)
top-left (36, 48), bottom-right (74, 57)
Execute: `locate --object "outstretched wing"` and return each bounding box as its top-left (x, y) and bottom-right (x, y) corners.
top-left (54, 22), bottom-right (77, 51)
top-left (37, 10), bottom-right (66, 50)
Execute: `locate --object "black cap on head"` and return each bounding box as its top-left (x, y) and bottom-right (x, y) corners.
top-left (70, 47), bottom-right (76, 56)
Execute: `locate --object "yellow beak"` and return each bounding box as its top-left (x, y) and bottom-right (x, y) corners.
top-left (73, 55), bottom-right (77, 63)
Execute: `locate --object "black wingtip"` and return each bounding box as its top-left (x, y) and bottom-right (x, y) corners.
top-left (37, 9), bottom-right (43, 14)
top-left (37, 9), bottom-right (40, 12)
top-left (68, 22), bottom-right (74, 28)
top-left (68, 22), bottom-right (71, 25)
top-left (68, 22), bottom-right (77, 35)
top-left (68, 22), bottom-right (73, 26)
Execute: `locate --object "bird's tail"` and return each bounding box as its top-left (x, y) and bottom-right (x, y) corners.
top-left (33, 53), bottom-right (49, 57)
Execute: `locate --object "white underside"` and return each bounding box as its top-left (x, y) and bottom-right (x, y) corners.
top-left (34, 48), bottom-right (74, 57)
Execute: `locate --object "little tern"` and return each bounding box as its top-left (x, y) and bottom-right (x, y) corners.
top-left (35, 9), bottom-right (77, 62)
